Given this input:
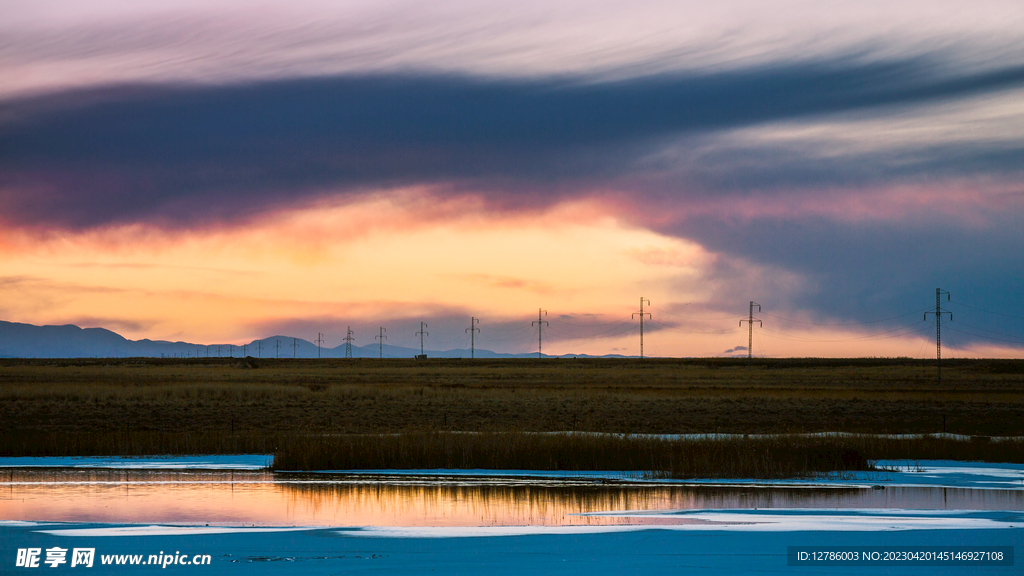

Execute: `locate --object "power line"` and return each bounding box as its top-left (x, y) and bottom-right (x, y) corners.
top-left (949, 300), bottom-right (1024, 321)
top-left (759, 321), bottom-right (929, 342)
top-left (532, 308), bottom-right (549, 359)
top-left (760, 324), bottom-right (930, 343)
top-left (645, 320), bottom-right (740, 335)
top-left (946, 321), bottom-right (1024, 342)
top-left (546, 321), bottom-right (636, 339)
top-left (760, 309), bottom-right (930, 326)
top-left (274, 339), bottom-right (281, 359)
top-left (652, 306), bottom-right (739, 321)
top-left (552, 316), bottom-right (631, 328)
top-left (314, 333), bottom-right (325, 359)
top-left (947, 327), bottom-right (1024, 345)
top-left (292, 338), bottom-right (298, 358)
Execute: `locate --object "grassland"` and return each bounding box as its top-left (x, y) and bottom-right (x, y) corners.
top-left (1, 357), bottom-right (1022, 475)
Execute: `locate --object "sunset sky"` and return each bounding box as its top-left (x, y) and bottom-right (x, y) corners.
top-left (2, 0), bottom-right (1023, 357)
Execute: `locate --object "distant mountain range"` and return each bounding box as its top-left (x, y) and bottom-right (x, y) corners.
top-left (0, 321), bottom-right (633, 359)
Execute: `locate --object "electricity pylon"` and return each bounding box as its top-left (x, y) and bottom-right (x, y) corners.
top-left (739, 301), bottom-right (762, 360)
top-left (343, 326), bottom-right (355, 359)
top-left (633, 297), bottom-right (651, 359)
top-left (532, 309), bottom-right (548, 359)
top-left (924, 288), bottom-right (952, 384)
top-left (416, 322), bottom-right (429, 357)
top-left (466, 317), bottom-right (480, 358)
top-left (315, 333), bottom-right (325, 358)
top-left (375, 327), bottom-right (387, 359)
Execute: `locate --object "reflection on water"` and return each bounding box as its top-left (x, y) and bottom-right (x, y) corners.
top-left (1, 469), bottom-right (1022, 526)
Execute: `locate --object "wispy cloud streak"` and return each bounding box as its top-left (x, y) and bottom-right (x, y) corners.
top-left (3, 59), bottom-right (1024, 230)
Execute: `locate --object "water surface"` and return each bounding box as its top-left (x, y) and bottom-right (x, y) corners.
top-left (2, 469), bottom-right (1021, 527)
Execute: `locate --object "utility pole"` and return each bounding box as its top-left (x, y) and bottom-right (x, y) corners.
top-left (256, 341), bottom-right (264, 359)
top-left (416, 322), bottom-right (429, 358)
top-left (925, 289), bottom-right (952, 384)
top-left (739, 301), bottom-right (762, 360)
top-left (315, 333), bottom-right (325, 358)
top-left (633, 297), bottom-right (651, 359)
top-left (229, 344), bottom-right (233, 358)
top-left (375, 327), bottom-right (387, 359)
top-left (532, 309), bottom-right (549, 359)
top-left (242, 344), bottom-right (248, 357)
top-left (343, 327), bottom-right (355, 359)
top-left (274, 339), bottom-right (281, 359)
top-left (466, 317), bottom-right (480, 359)
top-left (292, 338), bottom-right (298, 358)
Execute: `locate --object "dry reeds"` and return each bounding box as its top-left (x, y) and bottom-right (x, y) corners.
top-left (271, 432), bottom-right (873, 479)
top-left (0, 430), bottom-right (278, 457)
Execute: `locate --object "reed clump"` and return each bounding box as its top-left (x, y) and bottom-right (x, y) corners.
top-left (272, 432), bottom-right (873, 479)
top-left (0, 430), bottom-right (279, 457)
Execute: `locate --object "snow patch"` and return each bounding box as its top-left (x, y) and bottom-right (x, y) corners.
top-left (338, 509), bottom-right (1023, 537)
top-left (38, 525), bottom-right (313, 537)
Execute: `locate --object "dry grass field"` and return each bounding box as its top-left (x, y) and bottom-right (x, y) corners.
top-left (2, 357), bottom-right (1021, 435)
top-left (1, 357), bottom-right (1022, 472)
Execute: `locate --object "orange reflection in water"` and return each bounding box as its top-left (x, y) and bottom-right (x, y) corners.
top-left (1, 469), bottom-right (1022, 526)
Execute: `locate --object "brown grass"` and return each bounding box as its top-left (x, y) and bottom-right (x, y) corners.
top-left (271, 432), bottom-right (876, 479)
top-left (1, 357), bottom-right (1022, 436)
top-left (1, 357), bottom-right (1022, 470)
top-left (268, 432), bottom-right (1024, 477)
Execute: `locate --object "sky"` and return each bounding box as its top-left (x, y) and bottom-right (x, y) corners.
top-left (1, 0), bottom-right (1023, 357)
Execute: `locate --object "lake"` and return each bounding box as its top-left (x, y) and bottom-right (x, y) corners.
top-left (3, 468), bottom-right (1022, 527)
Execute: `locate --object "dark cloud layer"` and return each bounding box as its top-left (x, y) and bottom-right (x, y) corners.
top-left (3, 55), bottom-right (1023, 350)
top-left (3, 57), bottom-right (1024, 229)
top-left (678, 210), bottom-right (1024, 350)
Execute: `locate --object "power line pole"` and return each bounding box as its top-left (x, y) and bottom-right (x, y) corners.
top-left (925, 288), bottom-right (952, 384)
top-left (633, 297), bottom-right (651, 359)
top-left (375, 327), bottom-right (387, 359)
top-left (532, 308), bottom-right (548, 359)
top-left (315, 333), bottom-right (325, 358)
top-left (739, 301), bottom-right (762, 360)
top-left (466, 317), bottom-right (480, 359)
top-left (416, 322), bottom-right (429, 358)
top-left (292, 338), bottom-right (298, 358)
top-left (242, 343), bottom-right (248, 357)
top-left (256, 341), bottom-right (263, 359)
top-left (274, 339), bottom-right (281, 359)
top-left (229, 344), bottom-right (233, 358)
top-left (343, 327), bottom-right (355, 359)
